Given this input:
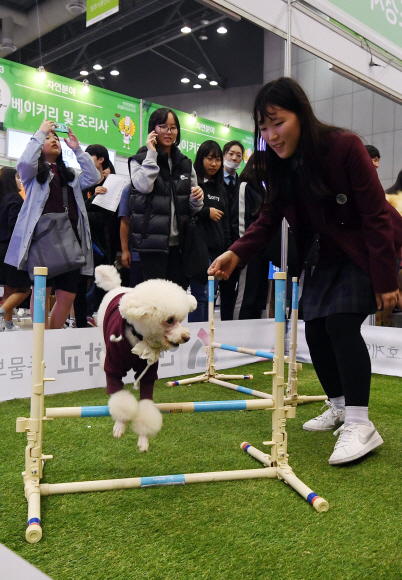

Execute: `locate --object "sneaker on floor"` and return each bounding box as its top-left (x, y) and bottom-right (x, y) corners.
top-left (4, 323), bottom-right (22, 331)
top-left (303, 400), bottom-right (345, 431)
top-left (86, 316), bottom-right (97, 327)
top-left (0, 316), bottom-right (4, 332)
top-left (329, 422), bottom-right (383, 465)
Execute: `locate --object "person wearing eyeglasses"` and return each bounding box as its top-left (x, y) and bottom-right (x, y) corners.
top-left (129, 107), bottom-right (204, 290)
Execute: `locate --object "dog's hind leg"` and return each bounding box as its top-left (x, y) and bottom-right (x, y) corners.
top-left (108, 390), bottom-right (139, 439)
top-left (131, 399), bottom-right (162, 452)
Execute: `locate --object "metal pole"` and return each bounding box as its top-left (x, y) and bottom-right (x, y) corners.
top-left (280, 0), bottom-right (293, 274)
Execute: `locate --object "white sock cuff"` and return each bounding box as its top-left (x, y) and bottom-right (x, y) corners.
top-left (330, 396), bottom-right (345, 409)
top-left (345, 406), bottom-right (370, 425)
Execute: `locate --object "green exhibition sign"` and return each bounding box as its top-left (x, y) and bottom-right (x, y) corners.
top-left (0, 57), bottom-right (140, 157)
top-left (86, 0), bottom-right (119, 27)
top-left (307, 0), bottom-right (402, 57)
top-left (143, 102), bottom-right (254, 169)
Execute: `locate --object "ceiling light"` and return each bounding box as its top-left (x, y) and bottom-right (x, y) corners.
top-left (209, 80), bottom-right (218, 86)
top-left (181, 77), bottom-right (190, 83)
top-left (198, 72), bottom-right (207, 79)
top-left (98, 75), bottom-right (105, 80)
top-left (80, 69), bottom-right (89, 76)
top-left (110, 69), bottom-right (119, 76)
top-left (82, 79), bottom-right (90, 93)
top-left (93, 63), bottom-right (102, 70)
top-left (37, 65), bottom-right (46, 79)
top-left (201, 19), bottom-right (210, 25)
top-left (217, 24), bottom-right (227, 34)
top-left (181, 25), bottom-right (192, 34)
top-left (199, 31), bottom-right (208, 41)
top-left (193, 84), bottom-right (202, 89)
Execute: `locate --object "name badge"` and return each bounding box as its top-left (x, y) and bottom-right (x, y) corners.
top-left (336, 194), bottom-right (347, 204)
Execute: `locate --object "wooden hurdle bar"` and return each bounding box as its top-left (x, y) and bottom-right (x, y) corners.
top-left (167, 276), bottom-right (327, 405)
top-left (16, 270), bottom-right (328, 544)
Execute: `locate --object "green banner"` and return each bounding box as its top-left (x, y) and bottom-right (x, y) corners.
top-left (328, 0), bottom-right (402, 50)
top-left (0, 57), bottom-right (140, 157)
top-left (86, 0), bottom-right (119, 27)
top-left (143, 102), bottom-right (254, 170)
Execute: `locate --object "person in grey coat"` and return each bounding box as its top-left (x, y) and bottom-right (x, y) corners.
top-left (6, 119), bottom-right (99, 328)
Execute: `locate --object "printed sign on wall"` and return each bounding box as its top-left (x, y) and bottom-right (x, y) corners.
top-left (0, 57), bottom-right (140, 158)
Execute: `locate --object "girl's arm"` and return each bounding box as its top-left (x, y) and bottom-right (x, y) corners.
top-left (130, 151), bottom-right (160, 193)
top-left (63, 127), bottom-right (100, 189)
top-left (189, 166), bottom-right (203, 215)
top-left (17, 130), bottom-right (47, 184)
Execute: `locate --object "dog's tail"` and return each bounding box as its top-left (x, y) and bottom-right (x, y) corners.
top-left (95, 265), bottom-right (122, 292)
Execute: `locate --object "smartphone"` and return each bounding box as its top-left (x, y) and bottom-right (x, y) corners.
top-left (53, 123), bottom-right (69, 134)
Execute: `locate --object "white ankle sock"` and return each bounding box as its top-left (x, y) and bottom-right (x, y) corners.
top-left (330, 396), bottom-right (345, 409)
top-left (345, 406), bottom-right (370, 425)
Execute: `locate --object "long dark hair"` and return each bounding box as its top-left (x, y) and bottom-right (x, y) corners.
top-left (386, 170), bottom-right (402, 194)
top-left (239, 154), bottom-right (258, 188)
top-left (0, 167), bottom-right (20, 203)
top-left (148, 107), bottom-right (181, 146)
top-left (253, 77), bottom-right (341, 211)
top-left (194, 140), bottom-right (224, 187)
top-left (36, 134), bottom-right (75, 185)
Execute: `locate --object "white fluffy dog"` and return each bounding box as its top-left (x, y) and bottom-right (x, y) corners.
top-left (95, 265), bottom-right (197, 451)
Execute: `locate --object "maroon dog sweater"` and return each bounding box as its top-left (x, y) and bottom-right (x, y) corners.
top-left (103, 293), bottom-right (158, 398)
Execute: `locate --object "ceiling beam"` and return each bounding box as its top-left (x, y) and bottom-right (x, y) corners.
top-left (26, 0), bottom-right (181, 67)
top-left (72, 15), bottom-right (224, 77)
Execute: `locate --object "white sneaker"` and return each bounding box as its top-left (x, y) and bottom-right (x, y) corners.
top-left (4, 324), bottom-right (22, 331)
top-left (0, 315), bottom-right (4, 332)
top-left (328, 422), bottom-right (383, 465)
top-left (303, 400), bottom-right (345, 431)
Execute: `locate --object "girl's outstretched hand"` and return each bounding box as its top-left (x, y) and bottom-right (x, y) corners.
top-left (208, 250), bottom-right (239, 280)
top-left (64, 127), bottom-right (79, 150)
top-left (39, 119), bottom-right (56, 134)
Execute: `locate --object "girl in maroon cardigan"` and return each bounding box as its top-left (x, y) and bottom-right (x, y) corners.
top-left (209, 77), bottom-right (402, 466)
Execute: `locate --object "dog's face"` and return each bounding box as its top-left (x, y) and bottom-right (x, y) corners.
top-left (119, 279), bottom-right (197, 352)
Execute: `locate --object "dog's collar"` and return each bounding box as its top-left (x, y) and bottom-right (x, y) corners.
top-left (126, 322), bottom-right (143, 342)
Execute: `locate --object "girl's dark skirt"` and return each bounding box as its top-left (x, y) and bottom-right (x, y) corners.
top-left (0, 241), bottom-right (31, 288)
top-left (301, 259), bottom-right (378, 322)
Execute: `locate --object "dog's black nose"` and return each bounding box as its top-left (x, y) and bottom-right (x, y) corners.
top-left (183, 335), bottom-right (190, 343)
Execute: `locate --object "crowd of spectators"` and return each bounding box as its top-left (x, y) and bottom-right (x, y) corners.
top-left (0, 110), bottom-right (401, 331)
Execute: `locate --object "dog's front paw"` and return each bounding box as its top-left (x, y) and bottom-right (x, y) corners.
top-left (137, 435), bottom-right (149, 452)
top-left (113, 420), bottom-right (127, 438)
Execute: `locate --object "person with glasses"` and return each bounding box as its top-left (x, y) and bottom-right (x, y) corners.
top-left (129, 107), bottom-right (204, 289)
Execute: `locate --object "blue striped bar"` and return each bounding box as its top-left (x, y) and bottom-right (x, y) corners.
top-left (234, 385), bottom-right (255, 396)
top-left (33, 274), bottom-right (47, 324)
top-left (292, 281), bottom-right (299, 310)
top-left (27, 517), bottom-right (41, 526)
top-left (140, 474), bottom-right (185, 487)
top-left (194, 400), bottom-right (247, 412)
top-left (81, 406), bottom-right (110, 417)
top-left (219, 343), bottom-right (274, 360)
top-left (275, 278), bottom-right (286, 323)
top-left (208, 278), bottom-right (215, 302)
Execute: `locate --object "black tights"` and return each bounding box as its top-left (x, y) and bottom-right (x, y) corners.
top-left (304, 313), bottom-right (371, 407)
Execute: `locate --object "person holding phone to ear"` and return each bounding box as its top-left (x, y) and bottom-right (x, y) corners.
top-left (129, 107), bottom-right (204, 290)
top-left (5, 119), bottom-right (100, 328)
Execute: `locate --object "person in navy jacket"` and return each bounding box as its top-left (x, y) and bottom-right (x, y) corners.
top-left (209, 77), bottom-right (402, 466)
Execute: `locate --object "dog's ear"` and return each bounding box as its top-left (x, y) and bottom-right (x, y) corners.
top-left (119, 294), bottom-right (159, 321)
top-left (187, 295), bottom-right (197, 313)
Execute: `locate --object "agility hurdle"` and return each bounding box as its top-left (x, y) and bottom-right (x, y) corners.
top-left (167, 276), bottom-right (327, 406)
top-left (16, 269), bottom-right (328, 544)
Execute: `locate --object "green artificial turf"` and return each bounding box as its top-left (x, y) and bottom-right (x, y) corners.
top-left (1, 361), bottom-right (402, 580)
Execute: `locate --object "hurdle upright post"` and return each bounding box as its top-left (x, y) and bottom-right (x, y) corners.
top-left (15, 267), bottom-right (53, 543)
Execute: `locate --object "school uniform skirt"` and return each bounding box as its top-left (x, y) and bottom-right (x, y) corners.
top-left (301, 258), bottom-right (378, 322)
top-left (0, 241), bottom-right (31, 288)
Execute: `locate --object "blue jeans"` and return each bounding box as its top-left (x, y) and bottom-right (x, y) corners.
top-left (188, 278), bottom-right (208, 322)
